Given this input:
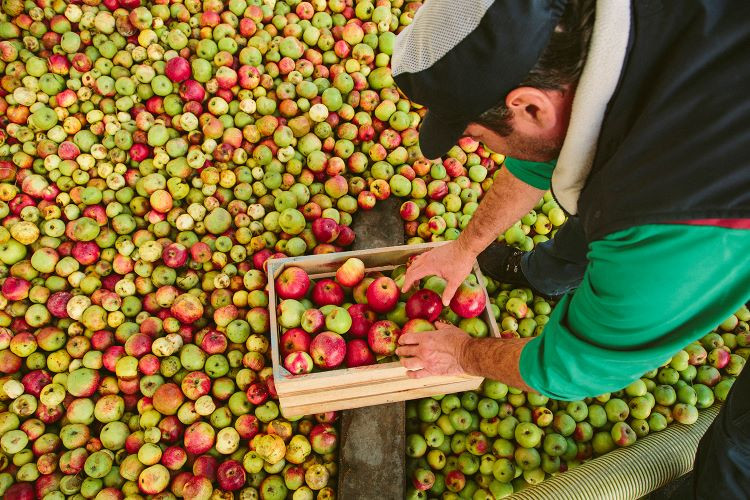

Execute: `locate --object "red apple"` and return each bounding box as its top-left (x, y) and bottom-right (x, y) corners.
top-left (246, 382), bottom-right (269, 405)
top-left (347, 304), bottom-right (376, 338)
top-left (301, 308), bottom-right (325, 333)
top-left (405, 289), bottom-right (442, 322)
top-left (309, 331), bottom-right (346, 369)
top-left (183, 476), bottom-right (213, 500)
top-left (183, 422), bottom-right (215, 455)
top-left (199, 330), bottom-right (227, 354)
top-left (284, 351), bottom-right (314, 374)
top-left (217, 460), bottom-right (246, 491)
top-left (235, 414), bottom-right (260, 440)
top-left (310, 423), bottom-right (338, 455)
top-left (152, 383), bottom-right (184, 415)
top-left (345, 339), bottom-right (376, 367)
top-left (367, 320), bottom-right (401, 356)
top-left (192, 455), bottom-right (219, 481)
top-left (335, 225), bottom-right (356, 247)
top-left (181, 371), bottom-right (211, 400)
top-left (312, 218), bottom-right (340, 243)
top-left (449, 279), bottom-right (487, 318)
top-left (366, 277), bottom-right (399, 313)
top-left (280, 328), bottom-right (311, 358)
top-left (275, 266), bottom-right (311, 300)
top-left (161, 446), bottom-right (187, 470)
top-left (335, 257), bottom-right (365, 287)
top-left (311, 279), bottom-right (345, 306)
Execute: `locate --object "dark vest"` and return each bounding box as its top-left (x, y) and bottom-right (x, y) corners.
top-left (573, 0), bottom-right (750, 242)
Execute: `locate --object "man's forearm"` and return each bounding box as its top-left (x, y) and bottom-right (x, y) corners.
top-left (459, 337), bottom-right (534, 392)
top-left (456, 167), bottom-right (545, 256)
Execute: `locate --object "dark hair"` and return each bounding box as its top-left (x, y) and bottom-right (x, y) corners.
top-left (474, 0), bottom-right (596, 136)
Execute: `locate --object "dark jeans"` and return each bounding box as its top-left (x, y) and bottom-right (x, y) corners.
top-left (522, 217), bottom-right (750, 499)
top-left (520, 216), bottom-right (589, 296)
top-left (669, 363), bottom-right (750, 499)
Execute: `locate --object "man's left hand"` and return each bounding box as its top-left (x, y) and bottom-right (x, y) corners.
top-left (396, 322), bottom-right (471, 378)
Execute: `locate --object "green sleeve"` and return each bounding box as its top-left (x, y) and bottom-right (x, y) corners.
top-left (503, 157), bottom-right (556, 190)
top-left (519, 224), bottom-right (750, 400)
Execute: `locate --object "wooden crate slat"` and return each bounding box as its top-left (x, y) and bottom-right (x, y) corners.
top-left (279, 374), bottom-right (483, 407)
top-left (280, 379), bottom-right (483, 417)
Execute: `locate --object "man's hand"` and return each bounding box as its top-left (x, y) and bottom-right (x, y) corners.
top-left (396, 322), bottom-right (471, 378)
top-left (397, 322), bottom-right (535, 391)
top-left (402, 241), bottom-right (476, 306)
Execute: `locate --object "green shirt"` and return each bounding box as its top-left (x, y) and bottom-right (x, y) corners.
top-left (504, 159), bottom-right (750, 399)
top-left (504, 157), bottom-right (556, 190)
top-left (518, 223), bottom-right (750, 400)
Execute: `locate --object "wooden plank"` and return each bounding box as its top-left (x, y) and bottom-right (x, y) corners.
top-left (279, 375), bottom-right (483, 408)
top-left (281, 379), bottom-right (482, 417)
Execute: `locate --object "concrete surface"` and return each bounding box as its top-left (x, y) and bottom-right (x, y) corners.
top-left (338, 196), bottom-right (405, 500)
top-left (351, 197), bottom-right (404, 251)
top-left (338, 403), bottom-right (406, 500)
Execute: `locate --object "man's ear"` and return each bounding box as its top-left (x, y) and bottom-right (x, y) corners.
top-left (505, 86), bottom-right (560, 134)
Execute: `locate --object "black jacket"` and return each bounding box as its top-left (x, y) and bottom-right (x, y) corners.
top-left (569, 0), bottom-right (750, 241)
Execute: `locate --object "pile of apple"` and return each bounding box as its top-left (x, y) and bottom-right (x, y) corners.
top-left (396, 154), bottom-right (569, 251)
top-left (404, 283), bottom-right (748, 499)
top-left (275, 257), bottom-right (490, 373)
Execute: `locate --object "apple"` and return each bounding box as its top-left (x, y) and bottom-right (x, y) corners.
top-left (347, 304), bottom-right (376, 337)
top-left (353, 277), bottom-right (375, 304)
top-left (610, 421), bottom-right (637, 446)
top-left (366, 277), bottom-right (399, 313)
top-left (311, 279), bottom-right (345, 307)
top-left (309, 331), bottom-right (346, 369)
top-left (312, 218), bottom-right (340, 243)
top-left (181, 371), bottom-right (212, 400)
top-left (405, 289), bottom-right (442, 322)
top-left (401, 318), bottom-right (435, 335)
top-left (301, 308), bottom-right (326, 333)
top-left (310, 423), bottom-right (338, 454)
top-left (345, 339), bottom-right (376, 367)
top-left (275, 266), bottom-right (311, 300)
top-left (217, 460), bottom-right (246, 491)
top-left (184, 422), bottom-right (216, 454)
top-left (278, 299), bottom-right (307, 329)
top-left (514, 422), bottom-right (543, 448)
top-left (450, 278), bottom-right (487, 318)
top-left (367, 320), bottom-right (401, 356)
top-left (183, 475), bottom-right (213, 500)
top-left (280, 328), bottom-right (311, 357)
top-left (335, 257), bottom-right (365, 287)
top-left (335, 225), bottom-right (356, 247)
top-left (152, 383), bottom-right (184, 416)
top-left (325, 306), bottom-right (352, 334)
top-left (284, 351), bottom-right (314, 375)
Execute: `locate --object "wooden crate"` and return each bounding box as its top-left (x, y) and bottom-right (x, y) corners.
top-left (267, 241), bottom-right (500, 417)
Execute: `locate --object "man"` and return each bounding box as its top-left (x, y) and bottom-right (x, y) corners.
top-left (391, 0), bottom-right (750, 497)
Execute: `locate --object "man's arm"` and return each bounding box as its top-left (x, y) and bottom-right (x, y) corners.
top-left (400, 224), bottom-right (750, 399)
top-left (455, 166), bottom-right (545, 255)
top-left (397, 323), bottom-right (533, 391)
top-left (402, 166), bottom-right (544, 305)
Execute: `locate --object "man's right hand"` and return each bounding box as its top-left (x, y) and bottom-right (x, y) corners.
top-left (402, 240), bottom-right (477, 306)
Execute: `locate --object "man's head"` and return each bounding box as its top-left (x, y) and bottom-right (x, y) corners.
top-left (392, 0), bottom-right (595, 162)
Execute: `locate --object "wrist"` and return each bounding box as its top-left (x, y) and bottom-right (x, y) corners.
top-left (455, 236), bottom-right (481, 259)
top-left (456, 336), bottom-right (474, 375)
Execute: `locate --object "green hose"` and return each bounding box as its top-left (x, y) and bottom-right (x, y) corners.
top-left (511, 405), bottom-right (720, 500)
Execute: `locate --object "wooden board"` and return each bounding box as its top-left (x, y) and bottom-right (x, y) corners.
top-left (267, 241), bottom-right (500, 417)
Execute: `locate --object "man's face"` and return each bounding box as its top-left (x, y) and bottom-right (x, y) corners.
top-left (462, 123), bottom-right (566, 163)
top-left (461, 86), bottom-right (574, 162)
